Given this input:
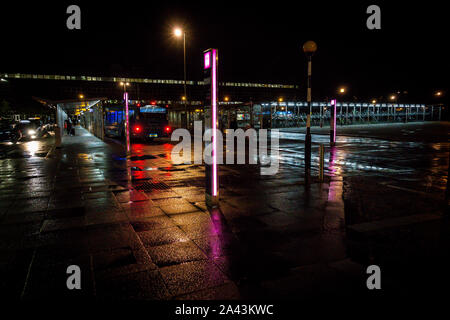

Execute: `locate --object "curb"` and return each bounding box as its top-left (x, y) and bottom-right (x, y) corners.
top-left (45, 144), bottom-right (59, 159)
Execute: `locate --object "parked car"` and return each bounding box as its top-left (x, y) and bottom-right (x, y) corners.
top-left (0, 120), bottom-right (21, 144)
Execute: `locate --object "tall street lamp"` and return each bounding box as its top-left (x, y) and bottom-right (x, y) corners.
top-left (388, 94), bottom-right (397, 122)
top-left (120, 81), bottom-right (131, 155)
top-left (434, 90), bottom-right (444, 121)
top-left (174, 27), bottom-right (188, 127)
top-left (278, 97), bottom-right (283, 127)
top-left (338, 87), bottom-right (347, 124)
top-left (391, 90), bottom-right (407, 122)
top-left (302, 40), bottom-right (317, 184)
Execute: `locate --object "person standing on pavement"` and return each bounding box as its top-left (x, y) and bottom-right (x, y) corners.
top-left (66, 119), bottom-right (72, 136)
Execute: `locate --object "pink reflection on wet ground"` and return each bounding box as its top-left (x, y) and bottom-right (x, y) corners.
top-left (209, 208), bottom-right (223, 259)
top-left (327, 146), bottom-right (338, 178)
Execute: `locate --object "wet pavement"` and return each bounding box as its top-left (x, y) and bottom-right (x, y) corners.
top-left (0, 123), bottom-right (449, 301)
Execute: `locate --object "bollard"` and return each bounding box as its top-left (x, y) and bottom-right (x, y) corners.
top-left (54, 124), bottom-right (62, 149)
top-left (318, 144), bottom-right (324, 182)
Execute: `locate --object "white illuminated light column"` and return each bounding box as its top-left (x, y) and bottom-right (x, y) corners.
top-left (330, 99), bottom-right (336, 146)
top-left (203, 48), bottom-right (219, 207)
top-left (124, 92), bottom-right (130, 154)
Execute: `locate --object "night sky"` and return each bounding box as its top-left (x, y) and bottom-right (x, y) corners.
top-left (0, 1), bottom-right (448, 103)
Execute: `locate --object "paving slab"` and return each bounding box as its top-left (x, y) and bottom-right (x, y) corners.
top-left (1, 123), bottom-right (449, 300)
top-left (159, 260), bottom-right (230, 296)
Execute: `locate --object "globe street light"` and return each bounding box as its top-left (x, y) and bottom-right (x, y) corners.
top-left (120, 82), bottom-right (130, 93)
top-left (174, 28), bottom-right (182, 37)
top-left (302, 40), bottom-right (317, 184)
top-left (174, 27), bottom-right (188, 127)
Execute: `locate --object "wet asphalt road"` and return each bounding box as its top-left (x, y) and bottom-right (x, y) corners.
top-left (275, 129), bottom-right (449, 194)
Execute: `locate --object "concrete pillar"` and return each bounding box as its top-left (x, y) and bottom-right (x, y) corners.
top-left (101, 104), bottom-right (105, 140)
top-left (353, 106), bottom-right (355, 123)
top-left (270, 105), bottom-right (273, 128)
top-left (250, 102), bottom-right (254, 127)
top-left (359, 105), bottom-right (362, 123)
top-left (346, 105), bottom-right (349, 124)
top-left (285, 104), bottom-right (288, 127)
top-left (55, 124), bottom-right (61, 148)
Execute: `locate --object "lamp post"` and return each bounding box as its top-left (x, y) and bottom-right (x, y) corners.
top-left (394, 91), bottom-right (409, 123)
top-left (434, 90), bottom-right (444, 121)
top-left (278, 97), bottom-right (284, 128)
top-left (338, 87), bottom-right (347, 124)
top-left (391, 91), bottom-right (407, 122)
top-left (388, 94), bottom-right (396, 121)
top-left (174, 28), bottom-right (188, 128)
top-left (303, 41), bottom-right (317, 184)
top-left (120, 81), bottom-right (131, 155)
top-left (371, 99), bottom-right (377, 122)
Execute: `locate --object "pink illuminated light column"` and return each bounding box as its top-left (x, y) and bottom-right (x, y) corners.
top-left (212, 49), bottom-right (218, 197)
top-left (330, 99), bottom-right (336, 146)
top-left (203, 48), bottom-right (219, 207)
top-left (124, 92), bottom-right (130, 154)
